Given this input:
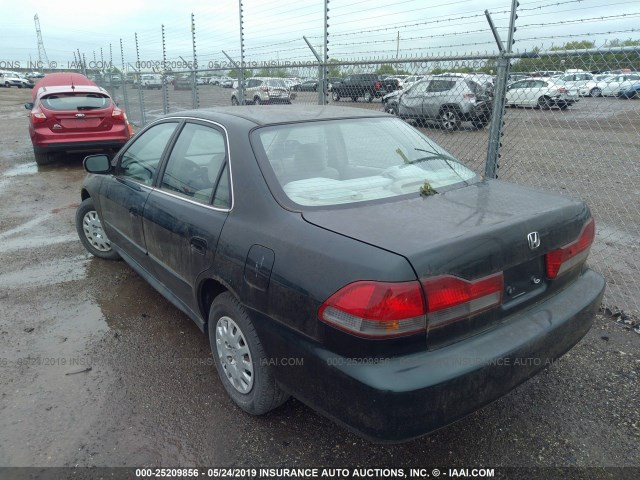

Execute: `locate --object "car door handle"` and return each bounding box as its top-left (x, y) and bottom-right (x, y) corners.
top-left (190, 237), bottom-right (208, 255)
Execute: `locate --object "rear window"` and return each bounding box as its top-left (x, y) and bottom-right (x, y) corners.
top-left (42, 93), bottom-right (110, 111)
top-left (253, 117), bottom-right (477, 208)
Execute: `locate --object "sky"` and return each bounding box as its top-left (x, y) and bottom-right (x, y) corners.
top-left (0, 0), bottom-right (638, 73)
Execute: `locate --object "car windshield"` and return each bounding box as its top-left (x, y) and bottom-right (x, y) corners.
top-left (41, 93), bottom-right (110, 111)
top-left (253, 117), bottom-right (477, 207)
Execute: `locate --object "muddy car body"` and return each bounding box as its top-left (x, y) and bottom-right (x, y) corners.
top-left (76, 105), bottom-right (604, 442)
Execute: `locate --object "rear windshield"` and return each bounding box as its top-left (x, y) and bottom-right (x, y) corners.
top-left (42, 93), bottom-right (110, 111)
top-left (252, 117), bottom-right (477, 208)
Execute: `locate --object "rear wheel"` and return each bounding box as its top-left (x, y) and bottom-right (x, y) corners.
top-left (363, 91), bottom-right (373, 103)
top-left (254, 96), bottom-right (262, 105)
top-left (209, 292), bottom-right (288, 415)
top-left (439, 108), bottom-right (461, 131)
top-left (75, 198), bottom-right (120, 260)
top-left (331, 91), bottom-right (340, 101)
top-left (231, 96), bottom-right (239, 106)
top-left (537, 96), bottom-right (552, 110)
top-left (384, 102), bottom-right (398, 116)
top-left (34, 150), bottom-right (54, 166)
top-left (589, 87), bottom-right (602, 97)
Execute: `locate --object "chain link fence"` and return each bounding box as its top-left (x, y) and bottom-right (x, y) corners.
top-left (24, 1), bottom-right (640, 316)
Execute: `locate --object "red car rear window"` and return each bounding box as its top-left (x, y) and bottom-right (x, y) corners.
top-left (41, 93), bottom-right (110, 111)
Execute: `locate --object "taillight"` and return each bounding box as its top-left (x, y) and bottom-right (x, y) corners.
top-left (260, 86), bottom-right (269, 92)
top-left (112, 109), bottom-right (125, 121)
top-left (375, 81), bottom-right (381, 90)
top-left (31, 111), bottom-right (47, 124)
top-left (545, 218), bottom-right (595, 279)
top-left (318, 281), bottom-right (426, 338)
top-left (557, 87), bottom-right (568, 93)
top-left (423, 273), bottom-right (503, 329)
top-left (463, 93), bottom-right (476, 100)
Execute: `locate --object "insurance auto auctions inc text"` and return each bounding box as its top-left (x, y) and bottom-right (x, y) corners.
top-left (253, 468), bottom-right (495, 478)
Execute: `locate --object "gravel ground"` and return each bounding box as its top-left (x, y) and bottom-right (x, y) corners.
top-left (0, 86), bottom-right (638, 478)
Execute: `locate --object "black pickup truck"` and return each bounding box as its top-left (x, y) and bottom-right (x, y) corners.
top-left (330, 74), bottom-right (397, 103)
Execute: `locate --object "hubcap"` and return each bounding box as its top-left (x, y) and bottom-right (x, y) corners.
top-left (215, 316), bottom-right (254, 393)
top-left (82, 210), bottom-right (112, 252)
top-left (442, 111), bottom-right (457, 130)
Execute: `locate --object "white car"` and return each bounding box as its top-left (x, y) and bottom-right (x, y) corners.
top-left (399, 75), bottom-right (424, 90)
top-left (554, 72), bottom-right (593, 96)
top-left (505, 77), bottom-right (578, 109)
top-left (587, 73), bottom-right (640, 97)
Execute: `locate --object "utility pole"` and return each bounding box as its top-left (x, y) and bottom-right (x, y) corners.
top-left (34, 14), bottom-right (50, 69)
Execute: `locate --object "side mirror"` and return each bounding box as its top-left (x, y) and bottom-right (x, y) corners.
top-left (84, 154), bottom-right (112, 174)
top-left (24, 102), bottom-right (34, 110)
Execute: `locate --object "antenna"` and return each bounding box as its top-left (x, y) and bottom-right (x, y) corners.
top-left (34, 14), bottom-right (50, 69)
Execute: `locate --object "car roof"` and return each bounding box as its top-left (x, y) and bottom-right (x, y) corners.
top-left (164, 105), bottom-right (388, 126)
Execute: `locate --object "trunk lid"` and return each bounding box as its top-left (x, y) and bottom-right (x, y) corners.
top-left (304, 180), bottom-right (591, 346)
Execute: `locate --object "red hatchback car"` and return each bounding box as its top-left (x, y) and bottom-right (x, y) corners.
top-left (25, 73), bottom-right (132, 165)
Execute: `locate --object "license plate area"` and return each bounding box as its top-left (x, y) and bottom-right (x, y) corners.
top-left (502, 256), bottom-right (546, 308)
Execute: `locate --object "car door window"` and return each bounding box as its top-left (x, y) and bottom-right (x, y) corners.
top-left (159, 122), bottom-right (227, 204)
top-left (119, 122), bottom-right (178, 185)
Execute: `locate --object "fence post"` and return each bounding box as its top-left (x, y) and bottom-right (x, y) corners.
top-left (303, 37), bottom-right (324, 105)
top-left (323, 0), bottom-right (329, 104)
top-left (191, 13), bottom-right (199, 109)
top-left (161, 25), bottom-right (169, 115)
top-left (484, 0), bottom-right (518, 179)
top-left (120, 39), bottom-right (130, 116)
top-left (238, 0), bottom-right (246, 105)
top-left (135, 33), bottom-right (147, 126)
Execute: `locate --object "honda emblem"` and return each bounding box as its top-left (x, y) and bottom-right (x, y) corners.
top-left (527, 231), bottom-right (541, 250)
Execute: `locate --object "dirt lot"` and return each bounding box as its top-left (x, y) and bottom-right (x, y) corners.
top-left (0, 86), bottom-right (639, 476)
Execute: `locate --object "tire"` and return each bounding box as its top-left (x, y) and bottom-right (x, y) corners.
top-left (4, 82), bottom-right (10, 88)
top-left (472, 118), bottom-right (489, 129)
top-left (331, 91), bottom-right (340, 101)
top-left (363, 91), bottom-right (373, 103)
top-left (254, 96), bottom-right (262, 105)
top-left (384, 103), bottom-right (398, 116)
top-left (537, 96), bottom-right (552, 110)
top-left (439, 108), bottom-right (461, 131)
top-left (231, 96), bottom-right (239, 106)
top-left (351, 96), bottom-right (358, 102)
top-left (75, 198), bottom-right (120, 260)
top-left (590, 88), bottom-right (601, 97)
top-left (209, 292), bottom-right (289, 415)
top-left (34, 150), bottom-right (54, 166)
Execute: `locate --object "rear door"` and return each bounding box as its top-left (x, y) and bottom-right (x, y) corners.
top-left (142, 120), bottom-right (231, 307)
top-left (100, 121), bottom-right (180, 269)
top-left (422, 79), bottom-right (456, 118)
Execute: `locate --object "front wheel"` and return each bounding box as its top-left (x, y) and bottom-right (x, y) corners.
top-left (254, 96), bottom-right (262, 105)
top-left (590, 88), bottom-right (602, 97)
top-left (231, 96), bottom-right (239, 106)
top-left (331, 91), bottom-right (340, 101)
top-left (75, 198), bottom-right (120, 260)
top-left (209, 292), bottom-right (289, 415)
top-left (363, 91), bottom-right (373, 103)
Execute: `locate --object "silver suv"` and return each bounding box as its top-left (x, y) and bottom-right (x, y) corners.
top-left (383, 76), bottom-right (493, 131)
top-left (231, 77), bottom-right (293, 105)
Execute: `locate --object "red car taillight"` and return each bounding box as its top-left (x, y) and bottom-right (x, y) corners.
top-left (545, 218), bottom-right (595, 279)
top-left (31, 111), bottom-right (47, 124)
top-left (112, 109), bottom-right (125, 121)
top-left (423, 273), bottom-right (503, 329)
top-left (375, 81), bottom-right (381, 90)
top-left (557, 87), bottom-right (568, 93)
top-left (319, 281), bottom-right (426, 338)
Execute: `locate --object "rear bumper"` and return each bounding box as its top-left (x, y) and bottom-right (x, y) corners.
top-left (264, 268), bottom-right (605, 443)
top-left (33, 139), bottom-right (127, 153)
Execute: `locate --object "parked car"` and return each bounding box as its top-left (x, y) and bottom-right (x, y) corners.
top-left (505, 78), bottom-right (578, 109)
top-left (220, 77), bottom-right (234, 88)
top-left (617, 83), bottom-right (640, 99)
top-left (587, 73), bottom-right (640, 97)
top-left (174, 76), bottom-right (195, 91)
top-left (231, 77), bottom-right (292, 105)
top-left (25, 72), bottom-right (132, 165)
top-left (326, 77), bottom-right (343, 92)
top-left (75, 105), bottom-right (604, 442)
top-left (1, 72), bottom-right (33, 88)
top-left (330, 74), bottom-right (388, 102)
top-left (573, 74), bottom-right (611, 96)
top-left (553, 72), bottom-right (593, 95)
top-left (383, 75), bottom-right (493, 131)
top-left (400, 75), bottom-right (425, 89)
top-left (293, 80), bottom-right (318, 92)
top-left (139, 74), bottom-right (163, 90)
